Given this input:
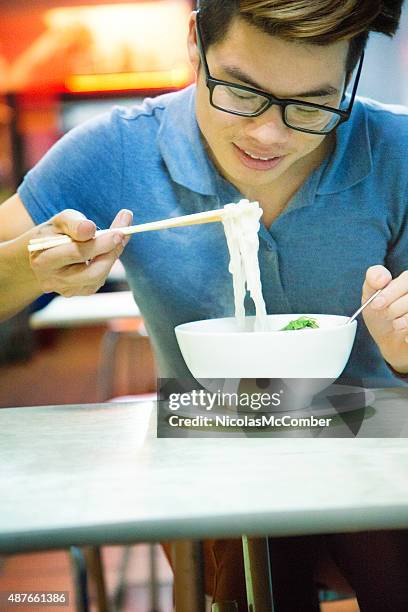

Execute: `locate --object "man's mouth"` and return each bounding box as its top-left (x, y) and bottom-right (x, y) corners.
top-left (234, 144), bottom-right (286, 170)
top-left (243, 150), bottom-right (276, 161)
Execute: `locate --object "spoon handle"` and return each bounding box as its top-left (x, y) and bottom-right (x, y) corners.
top-left (347, 288), bottom-right (383, 324)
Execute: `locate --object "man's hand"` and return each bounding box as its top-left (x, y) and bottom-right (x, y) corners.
top-left (362, 265), bottom-right (408, 374)
top-left (29, 208), bottom-right (133, 297)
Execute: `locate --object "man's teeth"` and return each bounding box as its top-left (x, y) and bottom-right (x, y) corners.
top-left (244, 150), bottom-right (276, 161)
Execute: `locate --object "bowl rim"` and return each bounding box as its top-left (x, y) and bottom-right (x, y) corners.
top-left (175, 314), bottom-right (357, 336)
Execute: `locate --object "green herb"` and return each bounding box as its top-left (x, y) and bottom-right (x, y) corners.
top-left (281, 316), bottom-right (319, 331)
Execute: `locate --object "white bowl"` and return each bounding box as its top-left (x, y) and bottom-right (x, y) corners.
top-left (175, 314), bottom-right (356, 381)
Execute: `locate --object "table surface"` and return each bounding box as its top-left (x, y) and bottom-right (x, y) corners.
top-left (1, 389), bottom-right (408, 554)
top-left (29, 291), bottom-right (140, 329)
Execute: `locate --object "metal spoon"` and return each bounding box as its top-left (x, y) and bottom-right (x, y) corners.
top-left (347, 288), bottom-right (383, 324)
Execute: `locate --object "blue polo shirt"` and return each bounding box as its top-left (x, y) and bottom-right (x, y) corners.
top-left (18, 85), bottom-right (408, 385)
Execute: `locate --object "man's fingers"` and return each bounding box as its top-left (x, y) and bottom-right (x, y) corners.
top-left (62, 247), bottom-right (123, 285)
top-left (30, 208), bottom-right (134, 272)
top-left (49, 208), bottom-right (132, 244)
top-left (110, 209), bottom-right (133, 246)
top-left (362, 267), bottom-right (408, 330)
top-left (110, 209), bottom-right (133, 229)
top-left (30, 209), bottom-right (132, 296)
top-left (362, 265), bottom-right (392, 304)
top-left (52, 209), bottom-right (97, 242)
top-left (370, 270), bottom-right (408, 317)
top-left (32, 231), bottom-right (125, 268)
top-left (387, 294), bottom-right (408, 330)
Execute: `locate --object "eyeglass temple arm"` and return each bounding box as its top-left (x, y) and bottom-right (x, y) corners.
top-left (347, 51), bottom-right (365, 110)
top-left (195, 10), bottom-right (212, 77)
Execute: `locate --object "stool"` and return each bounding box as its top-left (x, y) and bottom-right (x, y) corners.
top-left (211, 603), bottom-right (238, 611)
top-left (107, 394), bottom-right (160, 612)
top-left (97, 317), bottom-right (155, 401)
top-left (70, 546), bottom-right (109, 612)
top-left (97, 313), bottom-right (158, 608)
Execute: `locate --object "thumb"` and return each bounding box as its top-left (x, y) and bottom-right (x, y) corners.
top-left (52, 209), bottom-right (96, 242)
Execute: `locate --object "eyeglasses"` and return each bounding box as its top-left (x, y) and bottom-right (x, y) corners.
top-left (195, 10), bottom-right (364, 135)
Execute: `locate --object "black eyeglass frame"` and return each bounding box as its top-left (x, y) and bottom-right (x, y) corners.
top-left (195, 10), bottom-right (365, 135)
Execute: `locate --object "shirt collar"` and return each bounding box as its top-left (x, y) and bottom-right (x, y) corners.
top-left (316, 97), bottom-right (373, 195)
top-left (158, 85), bottom-right (218, 196)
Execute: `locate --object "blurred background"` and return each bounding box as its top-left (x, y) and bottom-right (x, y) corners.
top-left (0, 2), bottom-right (406, 610)
top-left (0, 0), bottom-right (407, 204)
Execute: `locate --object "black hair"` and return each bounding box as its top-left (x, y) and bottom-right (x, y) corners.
top-left (197, 0), bottom-right (404, 72)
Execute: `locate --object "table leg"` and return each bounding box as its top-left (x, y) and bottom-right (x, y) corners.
top-left (242, 536), bottom-right (274, 612)
top-left (172, 540), bottom-right (205, 612)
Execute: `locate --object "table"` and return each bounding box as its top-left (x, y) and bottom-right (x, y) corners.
top-left (29, 291), bottom-right (139, 329)
top-left (1, 390), bottom-right (408, 608)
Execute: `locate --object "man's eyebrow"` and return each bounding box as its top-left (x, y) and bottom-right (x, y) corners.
top-left (220, 65), bottom-right (339, 98)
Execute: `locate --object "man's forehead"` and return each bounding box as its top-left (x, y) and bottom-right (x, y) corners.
top-left (209, 16), bottom-right (349, 95)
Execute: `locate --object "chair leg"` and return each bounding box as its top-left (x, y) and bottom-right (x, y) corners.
top-left (242, 536), bottom-right (274, 612)
top-left (113, 544), bottom-right (161, 612)
top-left (148, 544), bottom-right (160, 612)
top-left (172, 540), bottom-right (206, 612)
top-left (97, 330), bottom-right (120, 402)
top-left (113, 545), bottom-right (132, 610)
top-left (69, 547), bottom-right (90, 612)
top-left (84, 546), bottom-right (110, 612)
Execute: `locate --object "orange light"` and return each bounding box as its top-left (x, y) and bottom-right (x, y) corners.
top-left (66, 66), bottom-right (191, 93)
top-left (47, 2), bottom-right (191, 83)
top-left (6, 1), bottom-right (193, 93)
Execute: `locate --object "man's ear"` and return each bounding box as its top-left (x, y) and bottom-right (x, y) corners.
top-left (187, 11), bottom-right (200, 75)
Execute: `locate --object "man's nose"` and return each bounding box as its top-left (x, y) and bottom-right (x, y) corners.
top-left (244, 105), bottom-right (290, 145)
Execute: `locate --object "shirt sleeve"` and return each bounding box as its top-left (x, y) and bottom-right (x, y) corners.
top-left (18, 108), bottom-right (124, 230)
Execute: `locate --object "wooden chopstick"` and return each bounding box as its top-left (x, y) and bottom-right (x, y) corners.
top-left (27, 208), bottom-right (226, 253)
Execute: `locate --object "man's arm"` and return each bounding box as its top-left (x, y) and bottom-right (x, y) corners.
top-left (0, 194), bottom-right (43, 321)
top-left (0, 194), bottom-right (133, 322)
top-left (0, 194), bottom-right (36, 242)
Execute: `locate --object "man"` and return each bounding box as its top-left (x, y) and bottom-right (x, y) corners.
top-left (1, 0), bottom-right (407, 609)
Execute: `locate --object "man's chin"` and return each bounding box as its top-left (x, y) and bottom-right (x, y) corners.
top-left (229, 160), bottom-right (289, 187)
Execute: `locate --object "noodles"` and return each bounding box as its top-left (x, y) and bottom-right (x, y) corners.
top-left (222, 200), bottom-right (269, 331)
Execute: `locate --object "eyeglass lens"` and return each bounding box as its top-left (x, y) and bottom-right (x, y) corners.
top-left (211, 84), bottom-right (341, 132)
